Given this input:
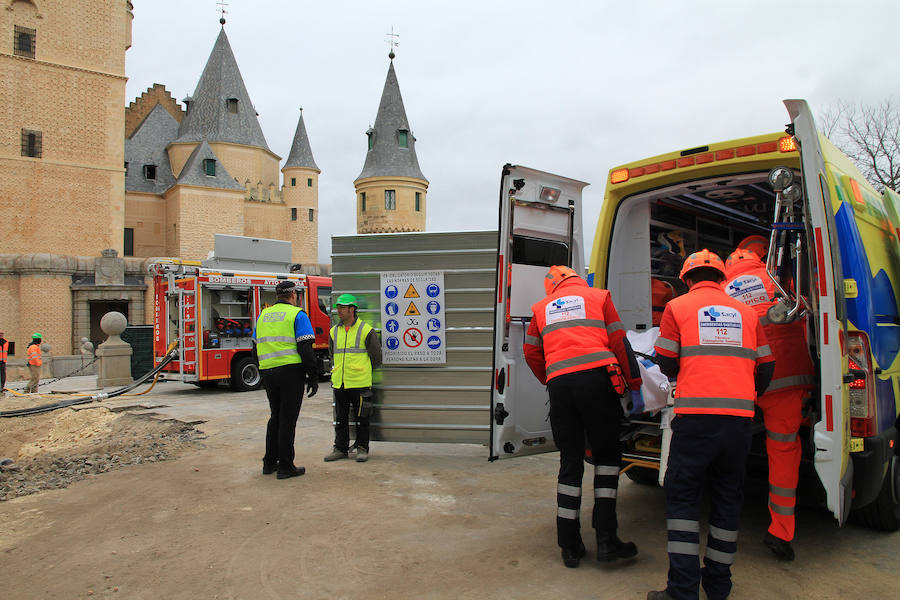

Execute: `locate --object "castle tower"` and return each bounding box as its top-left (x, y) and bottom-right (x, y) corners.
top-left (354, 54), bottom-right (428, 233)
top-left (281, 109), bottom-right (320, 265)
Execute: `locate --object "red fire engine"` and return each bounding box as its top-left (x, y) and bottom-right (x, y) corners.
top-left (150, 259), bottom-right (332, 390)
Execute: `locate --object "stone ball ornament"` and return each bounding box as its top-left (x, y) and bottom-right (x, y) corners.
top-left (100, 311), bottom-right (128, 337)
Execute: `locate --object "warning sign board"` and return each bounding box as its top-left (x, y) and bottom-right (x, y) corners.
top-left (380, 270), bottom-right (445, 364)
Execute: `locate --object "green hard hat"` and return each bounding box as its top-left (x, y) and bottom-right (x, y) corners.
top-left (335, 293), bottom-right (358, 307)
top-left (32, 332), bottom-right (42, 339)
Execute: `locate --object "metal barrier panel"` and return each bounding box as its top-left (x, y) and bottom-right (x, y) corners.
top-left (331, 231), bottom-right (497, 444)
top-left (122, 325), bottom-right (154, 379)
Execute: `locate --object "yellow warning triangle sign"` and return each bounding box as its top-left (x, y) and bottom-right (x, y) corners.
top-left (405, 301), bottom-right (420, 316)
top-left (404, 284), bottom-right (420, 298)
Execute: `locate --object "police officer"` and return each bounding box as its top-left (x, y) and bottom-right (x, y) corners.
top-left (523, 265), bottom-right (642, 568)
top-left (254, 280), bottom-right (318, 479)
top-left (723, 248), bottom-right (814, 561)
top-left (324, 294), bottom-right (382, 463)
top-left (648, 250), bottom-right (774, 600)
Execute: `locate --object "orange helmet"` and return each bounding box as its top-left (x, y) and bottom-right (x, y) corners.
top-left (737, 235), bottom-right (768, 259)
top-left (725, 248), bottom-right (764, 270)
top-left (544, 265), bottom-right (579, 294)
top-left (679, 249), bottom-right (726, 282)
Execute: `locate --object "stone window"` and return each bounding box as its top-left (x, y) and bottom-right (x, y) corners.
top-left (307, 178), bottom-right (313, 187)
top-left (226, 98), bottom-right (239, 113)
top-left (203, 158), bottom-right (216, 176)
top-left (361, 192), bottom-right (366, 212)
top-left (143, 164), bottom-right (157, 180)
top-left (398, 129), bottom-right (408, 148)
top-left (415, 192), bottom-right (421, 211)
top-left (124, 228), bottom-right (134, 256)
top-left (385, 190), bottom-right (396, 210)
top-left (308, 209), bottom-right (314, 222)
top-left (14, 25), bottom-right (35, 59)
top-left (291, 208), bottom-right (297, 221)
top-left (291, 177), bottom-right (296, 186)
top-left (21, 129), bottom-right (41, 158)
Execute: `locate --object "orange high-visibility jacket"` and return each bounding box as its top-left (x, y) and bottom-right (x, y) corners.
top-left (655, 281), bottom-right (773, 417)
top-left (0, 339), bottom-right (7, 362)
top-left (524, 277), bottom-right (641, 388)
top-left (724, 259), bottom-right (814, 395)
top-left (26, 343), bottom-right (42, 367)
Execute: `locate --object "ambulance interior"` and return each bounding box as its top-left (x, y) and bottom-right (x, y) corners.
top-left (605, 170), bottom-right (821, 478)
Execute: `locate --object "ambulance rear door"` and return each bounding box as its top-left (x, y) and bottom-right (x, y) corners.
top-left (490, 164), bottom-right (589, 460)
top-left (785, 98), bottom-right (852, 524)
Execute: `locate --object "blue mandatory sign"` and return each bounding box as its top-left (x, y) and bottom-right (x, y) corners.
top-left (385, 319), bottom-right (400, 333)
top-left (426, 317), bottom-right (441, 332)
top-left (426, 300), bottom-right (441, 315)
top-left (426, 283), bottom-right (440, 298)
top-left (385, 302), bottom-right (399, 316)
top-left (386, 336), bottom-right (400, 350)
top-left (384, 284), bottom-right (398, 299)
top-left (427, 336), bottom-right (441, 350)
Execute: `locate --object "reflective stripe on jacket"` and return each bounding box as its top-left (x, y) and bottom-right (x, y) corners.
top-left (655, 281), bottom-right (772, 417)
top-left (524, 277), bottom-right (640, 388)
top-left (256, 303), bottom-right (303, 370)
top-left (724, 262), bottom-right (814, 395)
top-left (331, 318), bottom-right (374, 389)
top-left (26, 343), bottom-right (42, 367)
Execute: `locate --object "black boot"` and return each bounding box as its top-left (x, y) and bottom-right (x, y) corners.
top-left (262, 459), bottom-right (277, 475)
top-left (561, 541), bottom-right (586, 568)
top-left (763, 532), bottom-right (795, 561)
top-left (596, 531), bottom-right (638, 562)
top-left (276, 465), bottom-right (306, 479)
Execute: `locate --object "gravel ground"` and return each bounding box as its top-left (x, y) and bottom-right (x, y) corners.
top-left (0, 406), bottom-right (203, 500)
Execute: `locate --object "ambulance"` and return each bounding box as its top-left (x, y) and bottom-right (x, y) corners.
top-left (588, 99), bottom-right (900, 530)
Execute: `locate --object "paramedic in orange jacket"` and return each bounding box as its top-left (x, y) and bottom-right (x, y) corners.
top-left (647, 250), bottom-right (774, 600)
top-left (723, 248), bottom-right (814, 561)
top-left (524, 265), bottom-right (642, 569)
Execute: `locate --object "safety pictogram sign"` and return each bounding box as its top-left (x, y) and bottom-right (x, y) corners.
top-left (380, 270), bottom-right (445, 364)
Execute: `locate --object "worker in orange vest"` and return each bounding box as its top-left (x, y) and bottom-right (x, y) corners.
top-left (26, 333), bottom-right (43, 393)
top-left (524, 265), bottom-right (642, 568)
top-left (652, 278), bottom-right (676, 327)
top-left (723, 248), bottom-right (814, 561)
top-left (648, 250), bottom-right (774, 600)
top-left (0, 329), bottom-right (8, 394)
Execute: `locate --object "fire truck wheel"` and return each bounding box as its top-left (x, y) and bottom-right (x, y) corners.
top-left (231, 356), bottom-right (262, 392)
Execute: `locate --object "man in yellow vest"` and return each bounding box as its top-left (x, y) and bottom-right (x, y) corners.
top-left (254, 280), bottom-right (318, 479)
top-left (25, 333), bottom-right (43, 393)
top-left (324, 294), bottom-right (382, 463)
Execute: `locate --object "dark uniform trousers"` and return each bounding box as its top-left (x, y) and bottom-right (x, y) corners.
top-left (664, 414), bottom-right (752, 600)
top-left (548, 367), bottom-right (623, 551)
top-left (262, 363), bottom-right (305, 468)
top-left (333, 386), bottom-right (370, 452)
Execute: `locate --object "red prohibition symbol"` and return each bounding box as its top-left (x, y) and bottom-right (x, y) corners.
top-left (403, 328), bottom-right (423, 347)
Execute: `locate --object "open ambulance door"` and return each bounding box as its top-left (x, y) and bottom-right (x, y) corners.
top-left (490, 164), bottom-right (589, 460)
top-left (785, 99), bottom-right (853, 524)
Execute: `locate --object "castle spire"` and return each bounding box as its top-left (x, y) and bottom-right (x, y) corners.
top-left (284, 108), bottom-right (319, 171)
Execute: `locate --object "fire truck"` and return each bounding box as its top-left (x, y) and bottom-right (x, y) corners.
top-left (149, 236), bottom-right (333, 391)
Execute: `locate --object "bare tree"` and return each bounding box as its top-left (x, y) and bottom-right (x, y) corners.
top-left (819, 99), bottom-right (900, 192)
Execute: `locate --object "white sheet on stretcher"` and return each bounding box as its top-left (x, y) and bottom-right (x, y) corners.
top-left (626, 327), bottom-right (670, 415)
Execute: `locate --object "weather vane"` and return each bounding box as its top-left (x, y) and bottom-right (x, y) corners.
top-left (217, 0), bottom-right (228, 25)
top-left (386, 26), bottom-right (399, 60)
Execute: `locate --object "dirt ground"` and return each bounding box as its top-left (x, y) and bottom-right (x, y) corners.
top-left (0, 379), bottom-right (898, 599)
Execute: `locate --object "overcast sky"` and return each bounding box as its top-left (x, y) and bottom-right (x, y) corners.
top-left (125, 0), bottom-right (900, 264)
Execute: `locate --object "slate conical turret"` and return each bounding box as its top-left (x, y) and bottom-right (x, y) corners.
top-left (354, 55), bottom-right (428, 234)
top-left (282, 109), bottom-right (320, 265)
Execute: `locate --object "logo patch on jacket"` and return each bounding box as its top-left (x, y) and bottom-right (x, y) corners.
top-left (724, 275), bottom-right (770, 306)
top-left (262, 311), bottom-right (287, 322)
top-left (546, 295), bottom-right (587, 324)
top-left (698, 305), bottom-right (742, 346)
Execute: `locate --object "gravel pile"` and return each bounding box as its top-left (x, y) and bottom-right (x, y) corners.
top-left (0, 410), bottom-right (203, 501)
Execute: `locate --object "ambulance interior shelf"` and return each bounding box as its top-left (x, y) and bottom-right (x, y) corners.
top-left (203, 287), bottom-right (252, 350)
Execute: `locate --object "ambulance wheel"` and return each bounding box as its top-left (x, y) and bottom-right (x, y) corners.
top-left (231, 356), bottom-right (261, 392)
top-left (624, 466), bottom-right (660, 486)
top-left (852, 455), bottom-right (900, 532)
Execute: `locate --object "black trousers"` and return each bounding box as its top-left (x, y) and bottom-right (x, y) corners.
top-left (262, 364), bottom-right (305, 468)
top-left (333, 386), bottom-right (370, 452)
top-left (0, 361), bottom-right (5, 389)
top-left (664, 414), bottom-right (752, 600)
top-left (548, 367), bottom-right (624, 550)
